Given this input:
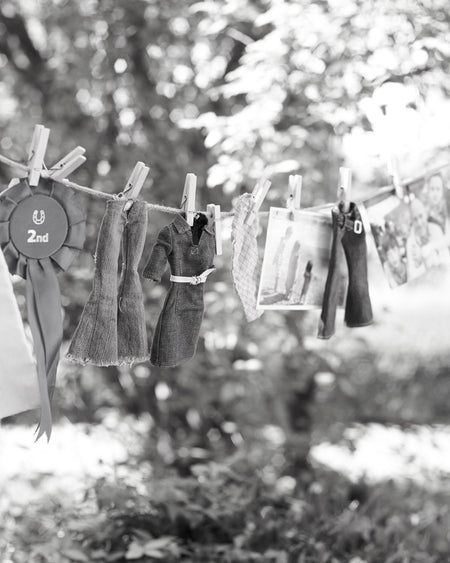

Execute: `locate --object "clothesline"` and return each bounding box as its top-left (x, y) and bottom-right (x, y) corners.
top-left (0, 153), bottom-right (239, 217)
top-left (1, 152), bottom-right (449, 218)
top-left (0, 153), bottom-right (186, 214)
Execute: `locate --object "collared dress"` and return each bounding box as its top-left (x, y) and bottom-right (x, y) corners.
top-left (143, 213), bottom-right (215, 367)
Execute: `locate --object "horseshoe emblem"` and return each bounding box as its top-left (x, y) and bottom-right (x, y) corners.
top-left (33, 210), bottom-right (46, 225)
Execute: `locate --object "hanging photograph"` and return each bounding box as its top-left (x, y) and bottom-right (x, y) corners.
top-left (257, 207), bottom-right (347, 310)
top-left (367, 168), bottom-right (450, 288)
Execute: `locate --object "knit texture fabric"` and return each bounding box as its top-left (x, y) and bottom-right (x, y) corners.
top-left (231, 194), bottom-right (264, 322)
top-left (67, 200), bottom-right (149, 365)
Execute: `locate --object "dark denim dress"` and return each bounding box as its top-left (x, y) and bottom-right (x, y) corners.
top-left (143, 213), bottom-right (215, 367)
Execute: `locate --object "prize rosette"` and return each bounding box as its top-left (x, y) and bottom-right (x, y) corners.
top-left (0, 177), bottom-right (86, 440)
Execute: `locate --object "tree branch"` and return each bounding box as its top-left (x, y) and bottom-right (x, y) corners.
top-left (0, 11), bottom-right (48, 94)
top-left (0, 12), bottom-right (44, 67)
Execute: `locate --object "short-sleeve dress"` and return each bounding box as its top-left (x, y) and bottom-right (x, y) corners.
top-left (143, 213), bottom-right (215, 367)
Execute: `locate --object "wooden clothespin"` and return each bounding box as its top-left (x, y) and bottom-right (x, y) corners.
top-left (337, 167), bottom-right (352, 212)
top-left (387, 155), bottom-right (403, 199)
top-left (28, 124), bottom-right (50, 186)
top-left (207, 203), bottom-right (222, 255)
top-left (245, 177), bottom-right (271, 225)
top-left (287, 174), bottom-right (302, 218)
top-left (122, 161), bottom-right (150, 211)
top-left (49, 146), bottom-right (86, 181)
top-left (181, 173), bottom-right (197, 226)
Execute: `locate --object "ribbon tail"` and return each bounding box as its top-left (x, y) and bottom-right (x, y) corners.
top-left (26, 258), bottom-right (63, 441)
top-left (27, 271), bottom-right (53, 441)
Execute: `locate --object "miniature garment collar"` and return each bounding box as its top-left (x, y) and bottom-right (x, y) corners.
top-left (173, 212), bottom-right (214, 235)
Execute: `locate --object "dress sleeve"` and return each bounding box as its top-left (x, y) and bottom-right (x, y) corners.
top-left (143, 225), bottom-right (172, 281)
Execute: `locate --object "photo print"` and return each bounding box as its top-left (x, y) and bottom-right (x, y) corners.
top-left (367, 167), bottom-right (450, 288)
top-left (257, 207), bottom-right (346, 310)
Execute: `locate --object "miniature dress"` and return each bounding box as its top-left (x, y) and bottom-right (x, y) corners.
top-left (143, 213), bottom-right (215, 367)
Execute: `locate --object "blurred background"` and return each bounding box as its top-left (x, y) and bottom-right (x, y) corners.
top-left (1, 1), bottom-right (450, 561)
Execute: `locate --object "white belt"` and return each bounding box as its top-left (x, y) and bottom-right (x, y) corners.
top-left (170, 267), bottom-right (215, 285)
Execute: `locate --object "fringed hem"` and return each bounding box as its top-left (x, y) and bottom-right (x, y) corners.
top-left (65, 353), bottom-right (150, 367)
top-left (117, 355), bottom-right (150, 366)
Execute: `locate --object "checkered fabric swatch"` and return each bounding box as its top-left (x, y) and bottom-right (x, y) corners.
top-left (231, 193), bottom-right (264, 322)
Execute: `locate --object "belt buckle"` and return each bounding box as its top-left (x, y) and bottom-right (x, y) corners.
top-left (353, 220), bottom-right (363, 234)
top-left (191, 275), bottom-right (201, 285)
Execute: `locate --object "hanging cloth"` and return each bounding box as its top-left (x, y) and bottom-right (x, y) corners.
top-left (0, 177), bottom-right (86, 440)
top-left (67, 199), bottom-right (149, 366)
top-left (0, 248), bottom-right (39, 420)
top-left (231, 193), bottom-right (264, 322)
top-left (318, 202), bottom-right (373, 338)
top-left (143, 213), bottom-right (215, 367)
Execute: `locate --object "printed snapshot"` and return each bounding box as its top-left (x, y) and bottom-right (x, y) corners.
top-left (257, 207), bottom-right (346, 310)
top-left (367, 170), bottom-right (450, 288)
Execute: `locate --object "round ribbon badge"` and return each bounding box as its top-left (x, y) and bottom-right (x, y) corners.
top-left (10, 194), bottom-right (68, 259)
top-left (0, 177), bottom-right (86, 440)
